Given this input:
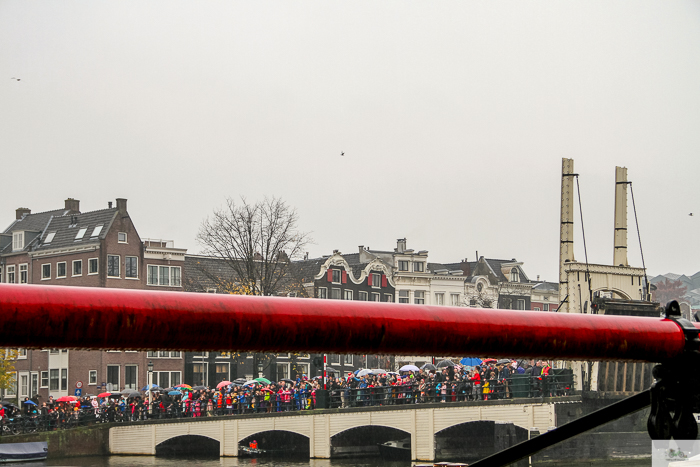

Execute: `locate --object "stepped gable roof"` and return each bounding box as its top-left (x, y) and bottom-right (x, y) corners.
top-left (32, 208), bottom-right (117, 251)
top-left (3, 209), bottom-right (67, 234)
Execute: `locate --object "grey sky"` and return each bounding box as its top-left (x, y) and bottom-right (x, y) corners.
top-left (2, 1), bottom-right (699, 282)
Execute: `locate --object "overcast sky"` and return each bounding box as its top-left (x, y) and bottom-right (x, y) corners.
top-left (2, 1), bottom-right (699, 282)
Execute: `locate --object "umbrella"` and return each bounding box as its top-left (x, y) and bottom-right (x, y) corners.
top-left (357, 369), bottom-right (373, 377)
top-left (141, 384), bottom-right (162, 391)
top-left (233, 378), bottom-right (247, 384)
top-left (280, 378), bottom-right (295, 383)
top-left (174, 384), bottom-right (192, 389)
top-left (56, 396), bottom-right (77, 402)
top-left (436, 359), bottom-right (456, 368)
top-left (216, 381), bottom-right (232, 389)
top-left (97, 392), bottom-right (113, 398)
top-left (243, 380), bottom-right (259, 386)
top-left (325, 367), bottom-right (339, 373)
top-left (254, 377), bottom-right (271, 384)
top-left (23, 400), bottom-right (37, 405)
top-left (371, 369), bottom-right (387, 375)
top-left (192, 385), bottom-right (207, 390)
top-left (123, 391), bottom-right (141, 398)
top-left (497, 359), bottom-right (512, 365)
top-left (261, 388), bottom-right (274, 392)
top-left (387, 372), bottom-right (399, 375)
top-left (120, 389), bottom-right (135, 395)
top-left (421, 363), bottom-right (437, 371)
top-left (1, 400), bottom-right (17, 408)
top-left (168, 391), bottom-right (181, 396)
top-left (399, 364), bottom-right (420, 372)
top-left (460, 357), bottom-right (482, 367)
top-left (482, 358), bottom-right (497, 364)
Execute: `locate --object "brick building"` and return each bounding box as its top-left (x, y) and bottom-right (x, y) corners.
top-left (0, 198), bottom-right (186, 401)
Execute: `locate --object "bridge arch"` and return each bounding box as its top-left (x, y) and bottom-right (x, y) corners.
top-left (434, 420), bottom-right (527, 462)
top-left (239, 430), bottom-right (310, 457)
top-left (331, 425), bottom-right (411, 458)
top-left (155, 434), bottom-right (219, 457)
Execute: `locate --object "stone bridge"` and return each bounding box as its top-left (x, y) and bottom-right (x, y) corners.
top-left (110, 396), bottom-right (579, 461)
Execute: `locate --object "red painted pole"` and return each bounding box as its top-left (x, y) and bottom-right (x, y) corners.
top-left (0, 284), bottom-right (692, 362)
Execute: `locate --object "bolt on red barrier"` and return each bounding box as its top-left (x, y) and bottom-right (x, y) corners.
top-left (0, 283), bottom-right (690, 362)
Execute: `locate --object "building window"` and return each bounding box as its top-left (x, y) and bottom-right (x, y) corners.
top-left (384, 294), bottom-right (392, 303)
top-left (413, 262), bottom-right (425, 272)
top-left (44, 232), bottom-right (56, 244)
top-left (125, 365), bottom-right (137, 390)
top-left (20, 374), bottom-right (28, 398)
top-left (107, 255), bottom-right (120, 277)
top-left (41, 371), bottom-right (49, 388)
top-left (343, 290), bottom-right (353, 300)
top-left (75, 227), bottom-right (87, 240)
top-left (146, 265), bottom-right (181, 287)
top-left (61, 369), bottom-right (68, 391)
top-left (19, 264), bottom-right (28, 284)
top-left (483, 300), bottom-right (492, 308)
top-left (343, 355), bottom-right (353, 365)
top-left (398, 261), bottom-right (409, 271)
top-left (106, 365), bottom-right (119, 391)
top-left (534, 307), bottom-right (541, 311)
top-left (12, 232), bottom-right (24, 251)
top-left (57, 262), bottom-right (67, 278)
top-left (206, 288), bottom-right (217, 293)
top-left (41, 264), bottom-right (50, 280)
top-left (17, 349), bottom-right (27, 359)
top-left (517, 299), bottom-right (526, 310)
top-left (331, 288), bottom-right (341, 300)
top-left (435, 293), bottom-right (444, 305)
top-left (118, 232), bottom-right (127, 243)
top-left (451, 294), bottom-right (460, 306)
top-left (358, 291), bottom-right (368, 301)
top-left (502, 298), bottom-right (513, 309)
top-left (543, 304), bottom-right (549, 311)
top-left (215, 363), bottom-right (229, 383)
top-left (372, 273), bottom-right (381, 288)
top-left (192, 364), bottom-right (207, 387)
top-left (89, 370), bottom-right (97, 385)
top-left (371, 292), bottom-right (380, 302)
top-left (317, 287), bottom-right (327, 299)
top-left (398, 290), bottom-right (409, 304)
top-left (72, 260), bottom-right (82, 276)
top-left (6, 265), bottom-right (16, 284)
top-left (88, 258), bottom-right (98, 275)
top-left (125, 256), bottom-right (138, 278)
top-left (276, 363), bottom-right (289, 380)
top-left (510, 268), bottom-right (519, 282)
top-left (49, 369), bottom-right (59, 391)
top-left (91, 225), bottom-right (103, 237)
top-left (331, 269), bottom-right (341, 283)
top-left (414, 290), bottom-right (425, 304)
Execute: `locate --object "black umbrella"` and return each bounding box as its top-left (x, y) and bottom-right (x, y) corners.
top-left (280, 378), bottom-right (295, 383)
top-left (421, 363), bottom-right (437, 371)
top-left (233, 378), bottom-right (247, 384)
top-left (1, 400), bottom-right (17, 408)
top-left (436, 359), bottom-right (456, 368)
top-left (192, 385), bottom-right (207, 390)
top-left (497, 358), bottom-right (511, 365)
top-left (325, 366), bottom-right (339, 373)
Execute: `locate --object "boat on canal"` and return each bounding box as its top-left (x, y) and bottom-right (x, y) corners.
top-left (0, 442), bottom-right (48, 463)
top-left (377, 438), bottom-right (411, 461)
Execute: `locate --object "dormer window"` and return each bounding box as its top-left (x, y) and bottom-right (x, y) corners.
top-left (12, 232), bottom-right (24, 251)
top-left (510, 267), bottom-right (519, 282)
top-left (44, 232), bottom-right (56, 244)
top-left (413, 262), bottom-right (425, 272)
top-left (75, 228), bottom-right (87, 240)
top-left (91, 225), bottom-right (103, 237)
top-left (398, 260), bottom-right (409, 271)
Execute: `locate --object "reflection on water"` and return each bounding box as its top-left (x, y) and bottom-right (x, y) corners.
top-left (37, 456), bottom-right (650, 467)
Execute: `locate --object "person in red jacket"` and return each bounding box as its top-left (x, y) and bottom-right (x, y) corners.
top-left (470, 366), bottom-right (482, 401)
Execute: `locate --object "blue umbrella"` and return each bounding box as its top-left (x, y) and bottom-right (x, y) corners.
top-left (142, 384), bottom-right (162, 391)
top-left (460, 357), bottom-right (482, 367)
top-left (168, 391), bottom-right (181, 396)
top-left (23, 400), bottom-right (37, 405)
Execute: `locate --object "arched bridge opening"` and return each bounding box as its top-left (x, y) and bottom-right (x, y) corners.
top-left (155, 435), bottom-right (219, 458)
top-left (331, 425), bottom-right (410, 458)
top-left (239, 430), bottom-right (309, 458)
top-left (435, 421), bottom-right (527, 463)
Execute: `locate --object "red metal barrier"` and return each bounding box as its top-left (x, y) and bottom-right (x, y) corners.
top-left (0, 283), bottom-right (693, 362)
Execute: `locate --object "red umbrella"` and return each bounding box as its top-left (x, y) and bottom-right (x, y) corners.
top-left (98, 392), bottom-right (113, 398)
top-left (56, 396), bottom-right (77, 402)
top-left (482, 358), bottom-right (497, 364)
top-left (216, 381), bottom-right (232, 389)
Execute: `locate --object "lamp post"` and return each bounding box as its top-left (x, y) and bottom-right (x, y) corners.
top-left (147, 360), bottom-right (153, 417)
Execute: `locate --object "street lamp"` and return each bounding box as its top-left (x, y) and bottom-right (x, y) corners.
top-left (147, 360), bottom-right (153, 417)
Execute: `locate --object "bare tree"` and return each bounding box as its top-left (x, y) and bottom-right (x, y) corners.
top-left (197, 196), bottom-right (311, 296)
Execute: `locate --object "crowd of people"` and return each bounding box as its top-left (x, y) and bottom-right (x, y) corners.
top-left (0, 360), bottom-right (571, 435)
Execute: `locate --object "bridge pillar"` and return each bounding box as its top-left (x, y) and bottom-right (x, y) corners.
top-left (415, 408), bottom-right (435, 461)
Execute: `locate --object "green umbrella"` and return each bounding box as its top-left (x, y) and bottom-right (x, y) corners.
top-left (254, 377), bottom-right (271, 384)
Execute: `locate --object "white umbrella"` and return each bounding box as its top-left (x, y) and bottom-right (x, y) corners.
top-left (371, 369), bottom-right (387, 375)
top-left (357, 369), bottom-right (373, 377)
top-left (399, 364), bottom-right (420, 372)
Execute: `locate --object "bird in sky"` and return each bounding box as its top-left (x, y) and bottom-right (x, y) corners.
top-left (10, 77), bottom-right (20, 81)
top-left (690, 213), bottom-right (693, 216)
top-left (340, 151), bottom-right (344, 156)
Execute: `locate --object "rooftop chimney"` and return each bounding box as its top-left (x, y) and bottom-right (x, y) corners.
top-left (613, 166), bottom-right (629, 267)
top-left (64, 198), bottom-right (80, 214)
top-left (108, 201), bottom-right (113, 209)
top-left (116, 198), bottom-right (127, 214)
top-left (16, 208), bottom-right (30, 219)
top-left (396, 238), bottom-right (407, 253)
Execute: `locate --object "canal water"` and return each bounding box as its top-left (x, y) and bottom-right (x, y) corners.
top-left (37, 456), bottom-right (650, 466)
